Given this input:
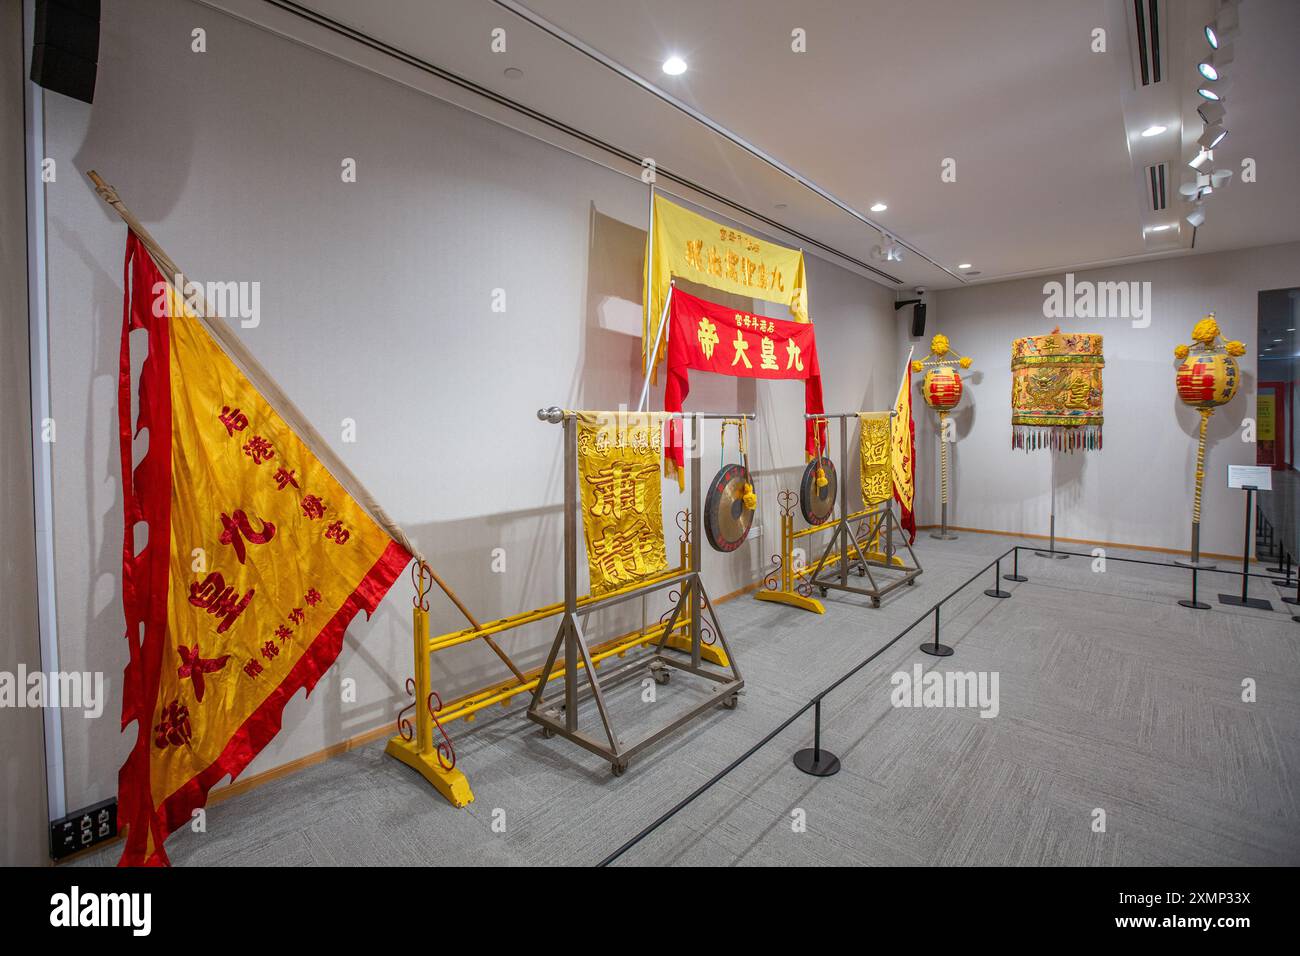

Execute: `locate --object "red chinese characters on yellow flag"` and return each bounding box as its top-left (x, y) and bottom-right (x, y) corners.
top-left (116, 233), bottom-right (410, 865)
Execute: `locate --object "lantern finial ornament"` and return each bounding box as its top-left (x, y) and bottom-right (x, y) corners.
top-left (1174, 313), bottom-right (1245, 571)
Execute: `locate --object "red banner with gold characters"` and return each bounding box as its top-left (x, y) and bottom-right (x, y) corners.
top-left (116, 233), bottom-right (411, 866)
top-left (663, 288), bottom-right (824, 482)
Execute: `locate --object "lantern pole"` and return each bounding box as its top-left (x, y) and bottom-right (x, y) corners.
top-left (930, 410), bottom-right (957, 540)
top-left (1176, 408), bottom-right (1217, 569)
top-left (1034, 443), bottom-right (1070, 559)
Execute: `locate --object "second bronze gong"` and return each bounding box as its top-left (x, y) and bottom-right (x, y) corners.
top-left (799, 456), bottom-right (837, 526)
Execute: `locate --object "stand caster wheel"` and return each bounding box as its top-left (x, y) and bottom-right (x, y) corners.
top-left (611, 761), bottom-right (628, 777)
top-left (721, 694), bottom-right (739, 709)
top-left (907, 578), bottom-right (916, 586)
top-left (819, 587), bottom-right (828, 597)
top-left (650, 665), bottom-right (670, 685)
top-left (871, 597), bottom-right (881, 608)
top-left (542, 727), bottom-right (555, 739)
top-left (856, 566), bottom-right (866, 577)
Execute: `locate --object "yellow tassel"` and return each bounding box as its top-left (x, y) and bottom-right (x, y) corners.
top-left (815, 467), bottom-right (828, 488)
top-left (741, 483), bottom-right (757, 511)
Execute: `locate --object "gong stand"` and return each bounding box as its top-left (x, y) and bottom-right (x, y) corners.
top-left (528, 408), bottom-right (746, 776)
top-left (804, 412), bottom-right (923, 608)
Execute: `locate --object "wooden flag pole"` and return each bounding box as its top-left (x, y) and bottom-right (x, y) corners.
top-left (84, 171), bottom-right (530, 681)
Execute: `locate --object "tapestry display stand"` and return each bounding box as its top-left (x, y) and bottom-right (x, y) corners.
top-left (803, 412), bottom-right (921, 608)
top-left (523, 408), bottom-right (744, 776)
top-left (1033, 447), bottom-right (1071, 560)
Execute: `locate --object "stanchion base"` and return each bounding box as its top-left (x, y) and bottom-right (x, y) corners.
top-left (1173, 558), bottom-right (1217, 570)
top-left (1003, 574), bottom-right (1028, 582)
top-left (1034, 550), bottom-right (1069, 560)
top-left (1218, 594), bottom-right (1274, 611)
top-left (919, 642), bottom-right (954, 657)
top-left (983, 588), bottom-right (1011, 599)
top-left (1177, 599), bottom-right (1211, 610)
top-left (1293, 615), bottom-right (1300, 624)
top-left (793, 748), bottom-right (841, 777)
top-left (930, 531), bottom-right (959, 540)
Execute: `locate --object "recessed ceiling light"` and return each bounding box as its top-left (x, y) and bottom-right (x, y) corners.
top-left (774, 202), bottom-right (788, 210)
top-left (1148, 224), bottom-right (1173, 232)
top-left (1204, 23), bottom-right (1219, 48)
top-left (1198, 62), bottom-right (1220, 81)
top-left (503, 67), bottom-right (523, 79)
top-left (958, 263), bottom-right (972, 269)
top-left (1197, 86), bottom-right (1222, 101)
top-left (1141, 125), bottom-right (1167, 137)
top-left (662, 56), bottom-right (687, 75)
top-left (1274, 338), bottom-right (1283, 343)
top-left (1288, 328), bottom-right (1297, 332)
top-left (870, 202), bottom-right (888, 212)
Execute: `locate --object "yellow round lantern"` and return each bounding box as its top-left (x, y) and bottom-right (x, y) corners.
top-left (1172, 314), bottom-right (1247, 565)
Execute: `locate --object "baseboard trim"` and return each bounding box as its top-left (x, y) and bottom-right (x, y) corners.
top-left (914, 524), bottom-right (1255, 564)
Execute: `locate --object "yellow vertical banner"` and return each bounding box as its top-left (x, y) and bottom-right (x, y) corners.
top-left (1257, 394), bottom-right (1275, 441)
top-left (577, 412), bottom-right (670, 594)
top-left (858, 412), bottom-right (893, 506)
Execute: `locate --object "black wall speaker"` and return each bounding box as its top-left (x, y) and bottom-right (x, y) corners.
top-left (30, 0), bottom-right (100, 105)
top-left (910, 302), bottom-right (927, 338)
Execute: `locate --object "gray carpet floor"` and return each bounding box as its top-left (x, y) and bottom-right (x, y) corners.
top-left (72, 532), bottom-right (1300, 867)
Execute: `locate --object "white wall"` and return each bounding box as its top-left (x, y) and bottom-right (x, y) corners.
top-left (903, 243), bottom-right (1300, 556)
top-left (40, 0), bottom-right (898, 811)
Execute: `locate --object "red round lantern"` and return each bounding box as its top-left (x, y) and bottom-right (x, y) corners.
top-left (923, 365), bottom-right (963, 410)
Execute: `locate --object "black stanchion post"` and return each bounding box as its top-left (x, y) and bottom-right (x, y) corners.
top-left (1220, 486), bottom-right (1273, 611)
top-left (920, 603), bottom-right (954, 657)
top-left (793, 698), bottom-right (840, 777)
top-left (1179, 563), bottom-right (1210, 610)
top-left (984, 558), bottom-right (1011, 598)
top-left (1005, 545), bottom-right (1028, 583)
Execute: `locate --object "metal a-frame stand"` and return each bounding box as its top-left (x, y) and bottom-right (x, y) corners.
top-left (805, 412), bottom-right (923, 608)
top-left (527, 408), bottom-right (745, 776)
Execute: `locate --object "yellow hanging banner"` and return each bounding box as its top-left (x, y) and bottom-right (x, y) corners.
top-left (858, 412), bottom-right (893, 506)
top-left (644, 195), bottom-right (809, 373)
top-left (577, 412), bottom-right (670, 594)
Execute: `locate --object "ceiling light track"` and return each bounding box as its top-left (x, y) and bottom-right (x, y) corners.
top-left (251, 0), bottom-right (901, 283)
top-left (489, 0), bottom-right (960, 283)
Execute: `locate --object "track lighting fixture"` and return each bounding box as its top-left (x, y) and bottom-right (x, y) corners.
top-left (1197, 100), bottom-right (1226, 126)
top-left (1198, 124), bottom-right (1228, 149)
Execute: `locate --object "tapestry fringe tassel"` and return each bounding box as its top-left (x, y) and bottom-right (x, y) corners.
top-left (1011, 424), bottom-right (1103, 453)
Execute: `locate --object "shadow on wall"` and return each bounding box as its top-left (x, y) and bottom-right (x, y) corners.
top-left (72, 15), bottom-right (192, 224)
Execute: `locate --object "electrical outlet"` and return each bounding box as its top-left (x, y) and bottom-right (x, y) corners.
top-left (50, 797), bottom-right (117, 860)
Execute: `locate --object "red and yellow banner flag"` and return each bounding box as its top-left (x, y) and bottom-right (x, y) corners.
top-left (663, 288), bottom-right (824, 483)
top-left (116, 233), bottom-right (411, 866)
top-left (644, 195), bottom-right (810, 375)
top-left (891, 361), bottom-right (917, 543)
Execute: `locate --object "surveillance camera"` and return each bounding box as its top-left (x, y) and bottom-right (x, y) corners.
top-left (914, 287), bottom-right (926, 296)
